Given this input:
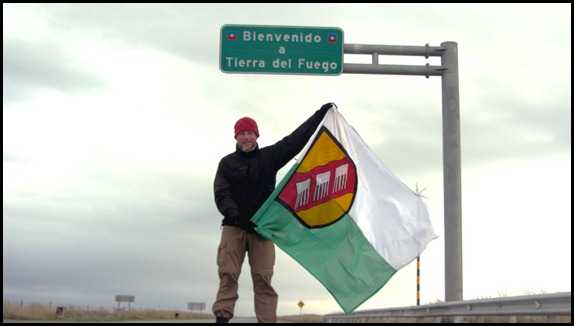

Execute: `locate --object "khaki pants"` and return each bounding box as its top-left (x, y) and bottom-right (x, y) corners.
top-left (212, 226), bottom-right (278, 323)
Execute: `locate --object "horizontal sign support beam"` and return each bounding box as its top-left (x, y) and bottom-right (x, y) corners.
top-left (343, 63), bottom-right (446, 76)
top-left (344, 43), bottom-right (446, 57)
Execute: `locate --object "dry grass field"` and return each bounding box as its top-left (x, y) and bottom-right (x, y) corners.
top-left (3, 298), bottom-right (569, 323)
top-left (2, 300), bottom-right (324, 323)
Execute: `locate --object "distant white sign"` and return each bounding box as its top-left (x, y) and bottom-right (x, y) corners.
top-left (115, 295), bottom-right (135, 302)
top-left (188, 302), bottom-right (206, 311)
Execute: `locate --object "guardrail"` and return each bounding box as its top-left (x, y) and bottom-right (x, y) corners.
top-left (324, 292), bottom-right (571, 323)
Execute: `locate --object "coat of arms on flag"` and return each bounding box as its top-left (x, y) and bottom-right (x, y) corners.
top-left (277, 127), bottom-right (357, 228)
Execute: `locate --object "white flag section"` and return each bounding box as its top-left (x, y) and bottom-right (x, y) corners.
top-left (317, 106), bottom-right (438, 269)
top-left (252, 105), bottom-right (438, 313)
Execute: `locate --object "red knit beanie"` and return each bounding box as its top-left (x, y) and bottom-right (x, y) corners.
top-left (234, 117), bottom-right (259, 138)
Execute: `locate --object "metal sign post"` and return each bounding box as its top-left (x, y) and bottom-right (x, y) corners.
top-left (345, 41), bottom-right (462, 303)
top-left (298, 300), bottom-right (305, 315)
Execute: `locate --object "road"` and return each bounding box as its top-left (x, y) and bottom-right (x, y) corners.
top-left (4, 317), bottom-right (300, 323)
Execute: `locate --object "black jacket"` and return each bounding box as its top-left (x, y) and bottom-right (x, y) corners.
top-left (214, 105), bottom-right (330, 231)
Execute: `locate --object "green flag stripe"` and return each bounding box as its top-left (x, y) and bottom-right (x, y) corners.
top-left (254, 200), bottom-right (397, 314)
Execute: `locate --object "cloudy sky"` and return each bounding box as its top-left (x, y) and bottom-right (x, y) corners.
top-left (3, 3), bottom-right (571, 317)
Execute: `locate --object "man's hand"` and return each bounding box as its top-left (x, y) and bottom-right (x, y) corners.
top-left (226, 208), bottom-right (242, 226)
top-left (240, 220), bottom-right (257, 233)
top-left (320, 102), bottom-right (335, 111)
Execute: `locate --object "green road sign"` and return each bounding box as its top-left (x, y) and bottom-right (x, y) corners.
top-left (220, 24), bottom-right (344, 76)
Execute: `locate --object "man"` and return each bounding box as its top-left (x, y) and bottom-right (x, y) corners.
top-left (212, 103), bottom-right (334, 323)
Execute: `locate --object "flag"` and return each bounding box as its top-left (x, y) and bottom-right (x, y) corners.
top-left (227, 31), bottom-right (237, 40)
top-left (251, 106), bottom-right (437, 314)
